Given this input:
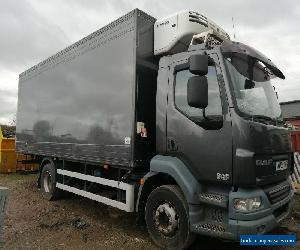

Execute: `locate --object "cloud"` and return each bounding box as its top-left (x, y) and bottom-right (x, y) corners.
top-left (0, 89), bottom-right (17, 124)
top-left (0, 1), bottom-right (69, 71)
top-left (0, 0), bottom-right (299, 123)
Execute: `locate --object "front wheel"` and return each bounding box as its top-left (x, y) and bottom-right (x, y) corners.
top-left (145, 185), bottom-right (195, 250)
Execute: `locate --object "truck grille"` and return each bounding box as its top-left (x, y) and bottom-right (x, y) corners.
top-left (266, 184), bottom-right (290, 204)
top-left (273, 203), bottom-right (289, 219)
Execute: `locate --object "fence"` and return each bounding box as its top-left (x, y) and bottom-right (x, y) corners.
top-left (291, 152), bottom-right (300, 191)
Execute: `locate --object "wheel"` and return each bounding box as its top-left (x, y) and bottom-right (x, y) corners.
top-left (40, 162), bottom-right (61, 200)
top-left (145, 185), bottom-right (195, 250)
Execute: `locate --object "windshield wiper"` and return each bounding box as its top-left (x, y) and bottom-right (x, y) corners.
top-left (251, 115), bottom-right (283, 126)
top-left (252, 115), bottom-right (273, 121)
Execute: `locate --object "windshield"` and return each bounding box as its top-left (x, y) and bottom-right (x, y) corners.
top-left (225, 57), bottom-right (282, 120)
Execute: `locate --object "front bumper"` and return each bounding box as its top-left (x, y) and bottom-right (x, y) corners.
top-left (227, 198), bottom-right (292, 240)
top-left (190, 181), bottom-right (294, 240)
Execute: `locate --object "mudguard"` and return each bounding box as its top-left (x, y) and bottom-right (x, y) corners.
top-left (144, 155), bottom-right (201, 204)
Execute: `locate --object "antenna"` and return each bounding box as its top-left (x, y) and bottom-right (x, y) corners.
top-left (232, 16), bottom-right (236, 40)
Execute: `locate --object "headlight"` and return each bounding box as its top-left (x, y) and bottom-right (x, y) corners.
top-left (234, 197), bottom-right (262, 212)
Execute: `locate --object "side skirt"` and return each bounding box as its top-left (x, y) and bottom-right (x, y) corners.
top-left (56, 169), bottom-right (135, 212)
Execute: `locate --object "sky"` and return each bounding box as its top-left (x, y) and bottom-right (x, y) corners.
top-left (0, 0), bottom-right (299, 124)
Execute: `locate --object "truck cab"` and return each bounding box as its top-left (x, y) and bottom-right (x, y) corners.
top-left (140, 11), bottom-right (293, 249)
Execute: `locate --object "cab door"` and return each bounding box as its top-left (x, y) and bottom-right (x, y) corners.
top-left (166, 52), bottom-right (233, 185)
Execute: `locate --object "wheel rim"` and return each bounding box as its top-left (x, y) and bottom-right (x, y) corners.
top-left (154, 202), bottom-right (179, 237)
top-left (43, 171), bottom-right (52, 193)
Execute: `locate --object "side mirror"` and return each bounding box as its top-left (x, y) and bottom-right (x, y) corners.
top-left (189, 54), bottom-right (208, 76)
top-left (187, 76), bottom-right (208, 109)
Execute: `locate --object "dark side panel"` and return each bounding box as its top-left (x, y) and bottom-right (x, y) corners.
top-left (16, 10), bottom-right (157, 168)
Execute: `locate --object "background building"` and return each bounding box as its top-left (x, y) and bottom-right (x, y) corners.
top-left (280, 100), bottom-right (300, 129)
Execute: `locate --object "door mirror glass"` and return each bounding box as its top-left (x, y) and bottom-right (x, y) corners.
top-left (189, 54), bottom-right (208, 76)
top-left (187, 76), bottom-right (208, 109)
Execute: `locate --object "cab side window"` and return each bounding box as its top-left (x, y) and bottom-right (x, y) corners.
top-left (175, 65), bottom-right (222, 120)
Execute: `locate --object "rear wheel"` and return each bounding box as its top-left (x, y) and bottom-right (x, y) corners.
top-left (145, 185), bottom-right (195, 250)
top-left (40, 162), bottom-right (61, 200)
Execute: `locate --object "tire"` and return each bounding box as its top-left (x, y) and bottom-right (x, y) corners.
top-left (40, 162), bottom-right (61, 201)
top-left (145, 185), bottom-right (195, 250)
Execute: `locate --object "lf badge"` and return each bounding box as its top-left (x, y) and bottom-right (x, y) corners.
top-left (275, 160), bottom-right (288, 171)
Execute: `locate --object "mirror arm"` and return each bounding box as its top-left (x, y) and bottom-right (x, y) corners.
top-left (202, 109), bottom-right (208, 120)
top-left (247, 56), bottom-right (255, 81)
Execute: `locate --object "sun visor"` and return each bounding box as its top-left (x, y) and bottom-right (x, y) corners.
top-left (221, 41), bottom-right (285, 80)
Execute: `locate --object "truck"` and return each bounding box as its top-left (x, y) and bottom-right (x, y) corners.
top-left (16, 9), bottom-right (294, 249)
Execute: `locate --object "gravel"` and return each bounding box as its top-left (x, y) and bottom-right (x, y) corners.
top-left (0, 173), bottom-right (299, 250)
